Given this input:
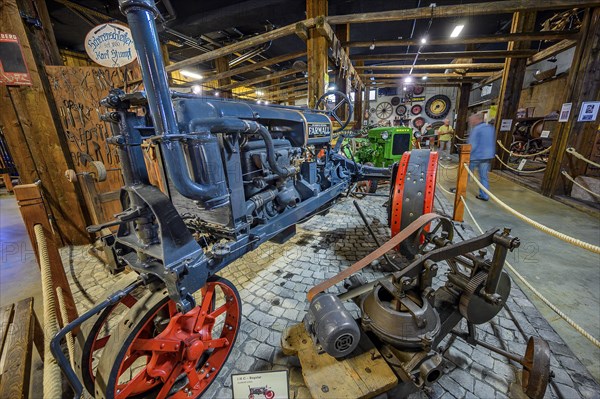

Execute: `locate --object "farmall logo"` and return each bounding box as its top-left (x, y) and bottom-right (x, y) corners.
top-left (308, 123), bottom-right (331, 137)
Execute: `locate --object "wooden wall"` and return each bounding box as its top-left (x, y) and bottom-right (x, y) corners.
top-left (518, 75), bottom-right (568, 117)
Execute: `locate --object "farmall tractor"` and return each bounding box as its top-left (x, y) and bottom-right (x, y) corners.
top-left (51, 1), bottom-right (551, 398)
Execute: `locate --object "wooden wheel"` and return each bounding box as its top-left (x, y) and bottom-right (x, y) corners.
top-left (94, 277), bottom-right (241, 399)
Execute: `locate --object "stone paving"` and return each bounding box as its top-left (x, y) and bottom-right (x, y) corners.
top-left (60, 191), bottom-right (600, 399)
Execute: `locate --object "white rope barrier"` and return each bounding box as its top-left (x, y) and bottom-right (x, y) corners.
top-left (463, 163), bottom-right (600, 254)
top-left (495, 155), bottom-right (547, 174)
top-left (438, 162), bottom-right (459, 170)
top-left (496, 140), bottom-right (552, 158)
top-left (566, 147), bottom-right (600, 168)
top-left (454, 135), bottom-right (468, 141)
top-left (460, 195), bottom-right (600, 349)
top-left (561, 171), bottom-right (600, 199)
top-left (436, 181), bottom-right (455, 196)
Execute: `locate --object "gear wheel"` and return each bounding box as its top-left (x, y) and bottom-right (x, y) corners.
top-left (458, 271), bottom-right (511, 324)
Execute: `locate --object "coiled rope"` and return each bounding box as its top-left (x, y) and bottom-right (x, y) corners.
top-left (460, 196), bottom-right (600, 349)
top-left (561, 170), bottom-right (600, 199)
top-left (496, 140), bottom-right (552, 158)
top-left (463, 164), bottom-right (600, 254)
top-left (494, 155), bottom-right (547, 174)
top-left (34, 224), bottom-right (63, 399)
top-left (566, 147), bottom-right (600, 168)
top-left (56, 286), bottom-right (75, 368)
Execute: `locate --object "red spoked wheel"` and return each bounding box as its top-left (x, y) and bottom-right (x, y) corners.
top-left (94, 276), bottom-right (241, 399)
top-left (74, 273), bottom-right (142, 396)
top-left (388, 149), bottom-right (438, 258)
top-left (265, 389), bottom-right (275, 399)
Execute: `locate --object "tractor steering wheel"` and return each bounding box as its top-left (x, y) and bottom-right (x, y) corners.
top-left (315, 90), bottom-right (354, 132)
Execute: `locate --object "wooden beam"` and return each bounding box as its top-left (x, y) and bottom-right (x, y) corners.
top-left (541, 8), bottom-right (600, 196)
top-left (0, 0), bottom-right (91, 244)
top-left (352, 50), bottom-right (536, 61)
top-left (355, 63), bottom-right (504, 70)
top-left (327, 0), bottom-right (600, 24)
top-left (346, 30), bottom-right (578, 48)
top-left (295, 21), bottom-right (309, 42)
top-left (480, 39), bottom-right (577, 85)
top-left (214, 56), bottom-right (232, 98)
top-left (495, 11), bottom-right (537, 169)
top-left (166, 18), bottom-right (315, 72)
top-left (196, 51), bottom-right (305, 85)
top-left (236, 76), bottom-right (308, 96)
top-left (455, 83), bottom-right (472, 143)
top-left (218, 67), bottom-right (304, 91)
top-left (360, 72), bottom-right (493, 78)
top-left (307, 0), bottom-right (328, 108)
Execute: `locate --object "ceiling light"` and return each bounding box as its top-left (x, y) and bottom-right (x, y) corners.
top-left (191, 85), bottom-right (202, 94)
top-left (256, 100), bottom-right (262, 104)
top-left (405, 76), bottom-right (413, 83)
top-left (180, 70), bottom-right (203, 80)
top-left (214, 91), bottom-right (220, 97)
top-left (369, 40), bottom-right (376, 51)
top-left (450, 25), bottom-right (464, 38)
top-left (403, 87), bottom-right (407, 91)
top-left (327, 84), bottom-right (336, 91)
top-left (420, 37), bottom-right (427, 44)
top-left (256, 90), bottom-right (264, 96)
top-left (264, 101), bottom-right (269, 105)
top-left (422, 76), bottom-right (428, 80)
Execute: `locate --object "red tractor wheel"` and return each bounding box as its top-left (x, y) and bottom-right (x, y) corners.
top-left (73, 273), bottom-right (142, 396)
top-left (265, 390), bottom-right (275, 399)
top-left (94, 276), bottom-right (241, 399)
top-left (388, 149), bottom-right (438, 258)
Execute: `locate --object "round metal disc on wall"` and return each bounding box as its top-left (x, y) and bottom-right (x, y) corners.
top-left (413, 86), bottom-right (424, 95)
top-left (396, 105), bottom-right (407, 116)
top-left (412, 117), bottom-right (425, 129)
top-left (391, 96), bottom-right (401, 106)
top-left (375, 102), bottom-right (394, 119)
top-left (425, 95), bottom-right (451, 119)
top-left (411, 104), bottom-right (422, 115)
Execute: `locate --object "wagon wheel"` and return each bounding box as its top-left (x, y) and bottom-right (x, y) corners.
top-left (315, 90), bottom-right (353, 132)
top-left (375, 102), bottom-right (393, 119)
top-left (94, 276), bottom-right (241, 399)
top-left (74, 273), bottom-right (143, 396)
top-left (521, 337), bottom-right (551, 399)
top-left (425, 95), bottom-right (451, 119)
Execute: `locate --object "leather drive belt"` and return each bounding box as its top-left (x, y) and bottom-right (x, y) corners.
top-left (307, 212), bottom-right (441, 301)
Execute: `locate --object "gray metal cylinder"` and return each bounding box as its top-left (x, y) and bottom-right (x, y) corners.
top-left (304, 293), bottom-right (360, 358)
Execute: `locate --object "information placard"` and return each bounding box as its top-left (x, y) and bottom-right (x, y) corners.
top-left (0, 33), bottom-right (31, 86)
top-left (85, 23), bottom-right (137, 68)
top-left (500, 119), bottom-right (513, 132)
top-left (232, 370), bottom-right (289, 399)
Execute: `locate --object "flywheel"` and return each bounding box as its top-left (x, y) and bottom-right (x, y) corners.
top-left (388, 149), bottom-right (439, 258)
top-left (94, 276), bottom-right (241, 399)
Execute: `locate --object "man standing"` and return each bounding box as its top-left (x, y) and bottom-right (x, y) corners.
top-left (468, 113), bottom-right (496, 201)
top-left (436, 118), bottom-right (454, 160)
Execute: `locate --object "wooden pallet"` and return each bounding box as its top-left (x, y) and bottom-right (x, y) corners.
top-left (281, 323), bottom-right (397, 399)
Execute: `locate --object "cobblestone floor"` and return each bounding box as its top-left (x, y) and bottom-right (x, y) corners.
top-left (61, 192), bottom-right (600, 399)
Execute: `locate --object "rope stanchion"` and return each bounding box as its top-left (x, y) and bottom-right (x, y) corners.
top-left (496, 140), bottom-right (552, 158)
top-left (495, 155), bottom-right (546, 174)
top-left (566, 147), bottom-right (600, 168)
top-left (460, 195), bottom-right (600, 349)
top-left (463, 163), bottom-right (600, 254)
top-left (561, 170), bottom-right (600, 199)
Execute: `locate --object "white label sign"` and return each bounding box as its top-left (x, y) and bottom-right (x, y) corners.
top-left (500, 119), bottom-right (513, 132)
top-left (232, 370), bottom-right (289, 399)
top-left (559, 103), bottom-right (572, 122)
top-left (577, 101), bottom-right (600, 122)
top-left (518, 159), bottom-right (527, 171)
top-left (85, 23), bottom-right (137, 68)
top-left (540, 130), bottom-right (550, 138)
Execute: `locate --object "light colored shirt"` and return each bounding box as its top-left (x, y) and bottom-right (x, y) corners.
top-left (437, 125), bottom-right (454, 141)
top-left (468, 122), bottom-right (496, 161)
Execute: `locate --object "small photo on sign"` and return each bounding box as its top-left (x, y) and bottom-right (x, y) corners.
top-left (232, 370), bottom-right (289, 399)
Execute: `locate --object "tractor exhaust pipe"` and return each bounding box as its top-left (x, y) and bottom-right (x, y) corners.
top-left (118, 0), bottom-right (229, 208)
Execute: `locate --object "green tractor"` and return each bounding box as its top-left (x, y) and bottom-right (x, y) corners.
top-left (346, 126), bottom-right (414, 167)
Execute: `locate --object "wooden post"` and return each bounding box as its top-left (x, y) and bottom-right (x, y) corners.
top-left (541, 8), bottom-right (600, 196)
top-left (215, 56), bottom-right (232, 98)
top-left (13, 184), bottom-right (79, 323)
top-left (494, 11), bottom-right (536, 169)
top-left (453, 144), bottom-right (471, 222)
top-left (335, 23), bottom-right (349, 120)
top-left (0, 0), bottom-right (91, 244)
top-left (453, 83), bottom-right (472, 153)
top-left (307, 0), bottom-right (328, 108)
top-left (354, 61), bottom-right (364, 127)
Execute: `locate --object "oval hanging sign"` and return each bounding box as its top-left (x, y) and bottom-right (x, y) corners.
top-left (84, 23), bottom-right (137, 68)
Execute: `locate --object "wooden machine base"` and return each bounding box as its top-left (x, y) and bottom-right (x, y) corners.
top-left (281, 323), bottom-right (398, 399)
